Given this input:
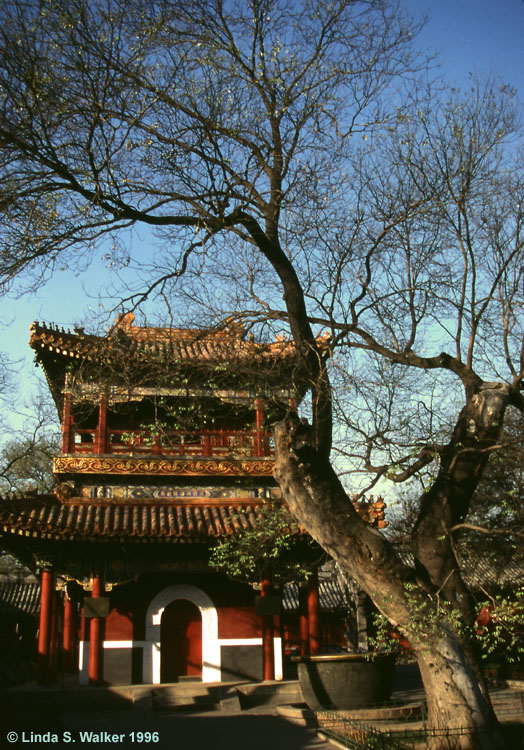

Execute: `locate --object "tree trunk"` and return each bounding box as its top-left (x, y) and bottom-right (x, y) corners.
top-left (411, 383), bottom-right (513, 712)
top-left (414, 632), bottom-right (506, 750)
top-left (272, 415), bottom-right (508, 750)
top-left (413, 383), bottom-right (512, 602)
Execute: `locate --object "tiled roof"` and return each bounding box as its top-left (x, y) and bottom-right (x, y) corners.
top-left (460, 551), bottom-right (524, 591)
top-left (0, 581), bottom-right (40, 617)
top-left (397, 547), bottom-right (524, 592)
top-left (0, 493), bottom-right (388, 541)
top-left (0, 497), bottom-right (267, 542)
top-left (282, 580), bottom-right (353, 613)
top-left (0, 492), bottom-right (389, 542)
top-left (29, 316), bottom-right (298, 367)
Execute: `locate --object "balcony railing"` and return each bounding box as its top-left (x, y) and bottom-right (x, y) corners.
top-left (69, 427), bottom-right (274, 458)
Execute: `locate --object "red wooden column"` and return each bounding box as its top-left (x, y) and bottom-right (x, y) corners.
top-left (62, 391), bottom-right (73, 454)
top-left (37, 567), bottom-right (54, 685)
top-left (94, 394), bottom-right (108, 455)
top-left (299, 585), bottom-right (309, 656)
top-left (49, 591), bottom-right (60, 681)
top-left (88, 574), bottom-right (104, 684)
top-left (261, 577), bottom-right (275, 681)
top-left (255, 398), bottom-right (265, 457)
top-left (63, 594), bottom-right (77, 672)
top-left (152, 433), bottom-right (162, 455)
top-left (307, 572), bottom-right (321, 655)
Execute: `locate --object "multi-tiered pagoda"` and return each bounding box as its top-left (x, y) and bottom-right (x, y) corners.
top-left (0, 314), bottom-right (386, 687)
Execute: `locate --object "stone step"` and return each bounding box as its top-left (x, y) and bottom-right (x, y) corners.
top-left (151, 680), bottom-right (302, 711)
top-left (236, 680), bottom-right (303, 708)
top-left (4, 679), bottom-right (303, 715)
top-left (151, 682), bottom-right (237, 710)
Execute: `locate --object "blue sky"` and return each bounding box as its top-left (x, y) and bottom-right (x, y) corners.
top-left (0, 0), bottom-right (523, 425)
top-left (405, 0), bottom-right (524, 93)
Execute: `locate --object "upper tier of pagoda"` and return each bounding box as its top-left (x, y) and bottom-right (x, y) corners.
top-left (30, 314), bottom-right (309, 465)
top-left (30, 314), bottom-right (305, 403)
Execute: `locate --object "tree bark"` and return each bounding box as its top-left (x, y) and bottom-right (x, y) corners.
top-left (273, 414), bottom-right (508, 749)
top-left (413, 383), bottom-right (512, 599)
top-left (415, 633), bottom-right (506, 750)
top-left (412, 383), bottom-right (513, 711)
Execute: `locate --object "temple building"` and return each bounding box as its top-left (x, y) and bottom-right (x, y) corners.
top-left (0, 315), bottom-right (386, 687)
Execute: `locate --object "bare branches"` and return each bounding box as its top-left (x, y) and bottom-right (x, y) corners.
top-left (449, 523), bottom-right (524, 538)
top-left (0, 385), bottom-right (60, 494)
top-left (0, 0), bottom-right (522, 596)
top-left (0, 0), bottom-right (424, 292)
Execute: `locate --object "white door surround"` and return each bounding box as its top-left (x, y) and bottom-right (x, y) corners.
top-left (144, 584), bottom-right (220, 683)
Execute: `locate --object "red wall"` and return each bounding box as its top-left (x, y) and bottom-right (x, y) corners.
top-left (104, 609), bottom-right (133, 640)
top-left (217, 606), bottom-right (262, 639)
top-left (102, 603), bottom-right (267, 641)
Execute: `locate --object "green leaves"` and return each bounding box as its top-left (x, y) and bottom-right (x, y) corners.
top-left (475, 590), bottom-right (524, 664)
top-left (209, 502), bottom-right (318, 584)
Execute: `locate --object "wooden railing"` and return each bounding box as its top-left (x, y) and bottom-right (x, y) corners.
top-left (69, 427), bottom-right (274, 458)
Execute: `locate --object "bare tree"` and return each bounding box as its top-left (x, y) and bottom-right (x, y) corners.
top-left (0, 1), bottom-right (522, 745)
top-left (0, 386), bottom-right (60, 493)
top-left (463, 412), bottom-right (524, 548)
top-left (0, 346), bottom-right (57, 493)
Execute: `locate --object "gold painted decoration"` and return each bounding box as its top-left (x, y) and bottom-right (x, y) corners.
top-left (53, 455), bottom-right (275, 477)
top-left (82, 485), bottom-right (278, 500)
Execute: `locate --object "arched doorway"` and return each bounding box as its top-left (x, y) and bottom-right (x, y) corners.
top-left (160, 599), bottom-right (202, 682)
top-left (145, 584), bottom-right (220, 683)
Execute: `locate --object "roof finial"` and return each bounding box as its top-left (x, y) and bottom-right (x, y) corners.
top-left (115, 312), bottom-right (135, 330)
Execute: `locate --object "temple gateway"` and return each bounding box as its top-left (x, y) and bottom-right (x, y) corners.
top-left (0, 315), bottom-right (386, 686)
